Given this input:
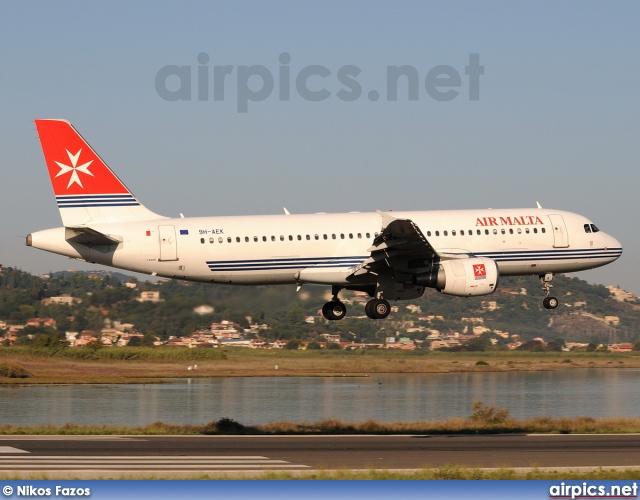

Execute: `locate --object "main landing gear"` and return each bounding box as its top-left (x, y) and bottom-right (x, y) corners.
top-left (365, 297), bottom-right (391, 319)
top-left (540, 273), bottom-right (559, 310)
top-left (321, 286), bottom-right (391, 320)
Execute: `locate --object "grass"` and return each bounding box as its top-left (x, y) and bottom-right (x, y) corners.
top-left (2, 466), bottom-right (640, 480)
top-left (0, 347), bottom-right (638, 384)
top-left (2, 404), bottom-right (640, 435)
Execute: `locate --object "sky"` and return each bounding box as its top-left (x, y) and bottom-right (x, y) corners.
top-left (1, 1), bottom-right (638, 293)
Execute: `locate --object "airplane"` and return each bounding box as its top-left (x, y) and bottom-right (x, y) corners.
top-left (27, 119), bottom-right (623, 320)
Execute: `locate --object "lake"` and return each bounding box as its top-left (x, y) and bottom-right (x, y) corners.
top-left (1, 369), bottom-right (638, 426)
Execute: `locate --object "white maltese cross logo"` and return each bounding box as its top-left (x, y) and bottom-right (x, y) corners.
top-left (55, 149), bottom-right (94, 189)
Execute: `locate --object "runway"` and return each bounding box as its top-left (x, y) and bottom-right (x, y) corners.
top-left (1, 434), bottom-right (639, 476)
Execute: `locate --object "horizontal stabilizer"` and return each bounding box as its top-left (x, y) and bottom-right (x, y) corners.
top-left (65, 226), bottom-right (122, 246)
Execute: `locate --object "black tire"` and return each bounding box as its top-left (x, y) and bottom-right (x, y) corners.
top-left (366, 298), bottom-right (391, 319)
top-left (323, 301), bottom-right (346, 320)
top-left (543, 297), bottom-right (550, 309)
top-left (365, 300), bottom-right (376, 319)
top-left (547, 297), bottom-right (558, 309)
top-left (321, 302), bottom-right (333, 320)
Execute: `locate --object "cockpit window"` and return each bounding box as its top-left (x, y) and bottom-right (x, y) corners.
top-left (590, 224), bottom-right (600, 233)
top-left (584, 224), bottom-right (592, 234)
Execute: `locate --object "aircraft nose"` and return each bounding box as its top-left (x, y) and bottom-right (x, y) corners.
top-left (606, 234), bottom-right (623, 261)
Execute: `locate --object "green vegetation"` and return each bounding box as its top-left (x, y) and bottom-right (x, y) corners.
top-left (0, 362), bottom-right (30, 378)
top-left (1, 266), bottom-right (639, 349)
top-left (3, 403), bottom-right (640, 436)
top-left (2, 466), bottom-right (639, 480)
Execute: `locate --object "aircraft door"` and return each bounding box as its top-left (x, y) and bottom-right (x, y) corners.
top-left (158, 225), bottom-right (178, 261)
top-left (548, 214), bottom-right (569, 248)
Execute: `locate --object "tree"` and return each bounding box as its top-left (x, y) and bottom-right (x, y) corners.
top-left (141, 332), bottom-right (158, 347)
top-left (127, 336), bottom-right (141, 347)
top-left (284, 339), bottom-right (301, 350)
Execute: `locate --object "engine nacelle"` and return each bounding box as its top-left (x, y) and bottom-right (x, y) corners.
top-left (414, 257), bottom-right (499, 297)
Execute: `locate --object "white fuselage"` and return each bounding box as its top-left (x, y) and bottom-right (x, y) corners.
top-left (28, 208), bottom-right (622, 286)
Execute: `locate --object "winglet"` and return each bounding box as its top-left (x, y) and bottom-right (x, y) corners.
top-left (536, 201), bottom-right (542, 209)
top-left (376, 209), bottom-right (396, 229)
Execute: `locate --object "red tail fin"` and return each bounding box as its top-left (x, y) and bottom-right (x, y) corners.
top-left (35, 119), bottom-right (163, 225)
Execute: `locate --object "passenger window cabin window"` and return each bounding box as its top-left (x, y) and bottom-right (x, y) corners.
top-left (357, 233), bottom-right (362, 239)
top-left (460, 230), bottom-right (464, 236)
top-left (289, 235), bottom-right (293, 241)
top-left (227, 237), bottom-right (232, 243)
top-left (332, 234), bottom-right (336, 239)
top-left (349, 233), bottom-right (353, 239)
top-left (366, 233), bottom-right (371, 238)
top-left (315, 234), bottom-right (319, 240)
top-left (200, 238), bottom-right (205, 244)
top-left (493, 229), bottom-right (497, 235)
top-left (236, 237), bottom-right (241, 243)
top-left (427, 231), bottom-right (431, 237)
top-left (306, 235), bottom-right (310, 240)
top-left (323, 234), bottom-right (328, 240)
top-left (271, 236), bottom-right (276, 241)
top-left (210, 237), bottom-right (214, 243)
top-left (484, 229), bottom-right (489, 235)
top-left (533, 228), bottom-right (538, 234)
top-left (219, 237), bottom-right (223, 243)
top-left (297, 235), bottom-right (302, 240)
top-left (477, 229), bottom-right (481, 235)
top-left (541, 228), bottom-right (546, 233)
top-left (435, 231), bottom-right (440, 236)
top-left (340, 234), bottom-right (345, 239)
top-left (375, 232), bottom-right (379, 237)
top-left (452, 230), bottom-right (456, 236)
top-left (280, 235), bottom-right (284, 241)
top-left (509, 228), bottom-right (513, 234)
top-left (262, 236), bottom-right (267, 242)
top-left (517, 228), bottom-right (522, 234)
top-left (444, 230), bottom-right (448, 236)
top-left (525, 228), bottom-right (529, 234)
top-left (501, 229), bottom-right (505, 235)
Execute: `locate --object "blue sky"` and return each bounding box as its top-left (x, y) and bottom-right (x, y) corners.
top-left (1, 1), bottom-right (638, 293)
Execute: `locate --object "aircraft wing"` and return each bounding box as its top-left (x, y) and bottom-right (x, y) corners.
top-left (350, 211), bottom-right (439, 278)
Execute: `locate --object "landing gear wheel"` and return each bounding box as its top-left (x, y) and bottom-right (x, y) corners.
top-left (547, 297), bottom-right (558, 309)
top-left (365, 300), bottom-right (376, 319)
top-left (365, 298), bottom-right (391, 319)
top-left (322, 301), bottom-right (346, 320)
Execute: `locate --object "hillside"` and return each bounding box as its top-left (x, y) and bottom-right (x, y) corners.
top-left (0, 265), bottom-right (638, 348)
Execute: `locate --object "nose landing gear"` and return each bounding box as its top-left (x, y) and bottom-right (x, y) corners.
top-left (322, 286), bottom-right (347, 320)
top-left (322, 299), bottom-right (347, 320)
top-left (540, 273), bottom-right (559, 309)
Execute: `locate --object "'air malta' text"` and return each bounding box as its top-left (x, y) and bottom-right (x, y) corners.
top-left (475, 216), bottom-right (545, 227)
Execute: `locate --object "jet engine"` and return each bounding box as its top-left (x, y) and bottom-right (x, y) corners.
top-left (414, 257), bottom-right (499, 297)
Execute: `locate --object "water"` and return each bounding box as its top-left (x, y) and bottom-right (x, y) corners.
top-left (1, 369), bottom-right (639, 427)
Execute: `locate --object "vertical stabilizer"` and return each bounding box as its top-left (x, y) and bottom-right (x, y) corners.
top-left (35, 119), bottom-right (165, 226)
